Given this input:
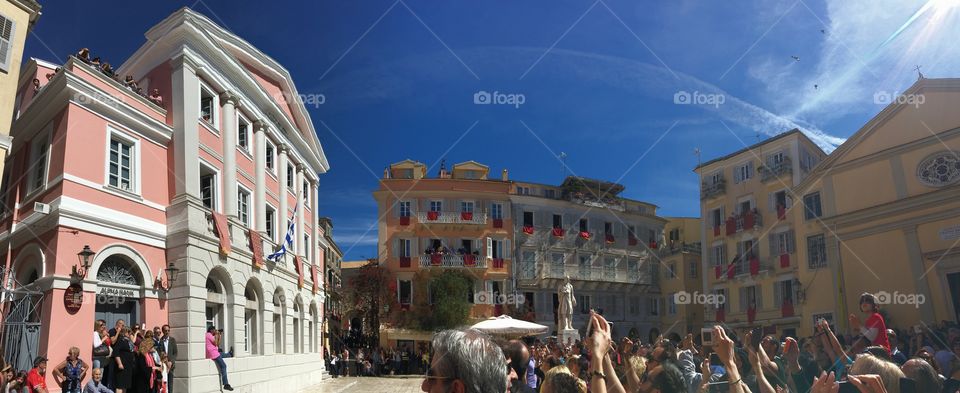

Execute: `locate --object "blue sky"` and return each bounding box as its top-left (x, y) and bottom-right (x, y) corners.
top-left (23, 0), bottom-right (960, 260)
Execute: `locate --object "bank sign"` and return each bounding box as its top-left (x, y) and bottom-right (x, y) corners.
top-left (98, 287), bottom-right (138, 305)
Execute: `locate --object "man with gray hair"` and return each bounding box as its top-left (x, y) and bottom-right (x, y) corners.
top-left (421, 329), bottom-right (508, 393)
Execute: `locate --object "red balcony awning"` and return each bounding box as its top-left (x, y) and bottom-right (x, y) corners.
top-left (492, 258), bottom-right (505, 269)
top-left (725, 218), bottom-right (736, 236)
top-left (716, 308), bottom-right (725, 323)
top-left (779, 253), bottom-right (790, 268)
top-left (715, 265), bottom-right (723, 279)
top-left (399, 216), bottom-right (410, 226)
top-left (552, 228), bottom-right (565, 238)
top-left (747, 306), bottom-right (757, 324)
top-left (579, 231), bottom-right (591, 240)
top-left (713, 226), bottom-right (721, 237)
top-left (427, 211), bottom-right (440, 221)
top-left (628, 236), bottom-right (638, 246)
top-left (749, 257), bottom-right (760, 276)
top-left (606, 234), bottom-right (615, 244)
top-left (464, 254), bottom-right (476, 266)
top-left (744, 212), bottom-right (755, 230)
top-left (726, 264), bottom-right (735, 279)
top-left (649, 241), bottom-right (658, 249)
top-left (461, 211), bottom-right (474, 220)
top-left (399, 256), bottom-right (411, 268)
top-left (493, 218), bottom-right (503, 228)
top-left (431, 254), bottom-right (442, 265)
top-left (777, 205), bottom-right (786, 220)
top-left (782, 300), bottom-right (794, 317)
top-left (211, 212), bottom-right (231, 256)
top-left (248, 229), bottom-right (264, 268)
top-left (522, 225), bottom-right (535, 235)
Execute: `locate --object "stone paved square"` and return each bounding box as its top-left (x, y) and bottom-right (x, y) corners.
top-left (301, 377), bottom-right (425, 393)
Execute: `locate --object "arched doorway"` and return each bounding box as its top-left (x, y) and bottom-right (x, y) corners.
top-left (95, 256), bottom-right (143, 328)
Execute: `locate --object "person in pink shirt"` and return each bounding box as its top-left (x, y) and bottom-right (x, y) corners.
top-left (205, 326), bottom-right (232, 391)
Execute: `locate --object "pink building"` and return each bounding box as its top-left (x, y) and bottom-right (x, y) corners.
top-left (0, 8), bottom-right (329, 392)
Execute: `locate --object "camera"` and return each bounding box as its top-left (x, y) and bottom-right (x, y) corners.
top-left (701, 328), bottom-right (714, 346)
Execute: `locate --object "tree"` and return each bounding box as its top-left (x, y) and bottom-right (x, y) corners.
top-left (406, 269), bottom-right (474, 331)
top-left (343, 260), bottom-right (398, 347)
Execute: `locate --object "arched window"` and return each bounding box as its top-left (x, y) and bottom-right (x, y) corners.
top-left (273, 290), bottom-right (285, 354)
top-left (309, 303), bottom-right (318, 353)
top-left (292, 300), bottom-right (301, 354)
top-left (243, 280), bottom-right (263, 355)
top-left (206, 269), bottom-right (233, 351)
top-left (97, 257), bottom-right (142, 285)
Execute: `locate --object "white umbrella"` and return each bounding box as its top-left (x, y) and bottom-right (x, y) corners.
top-left (471, 315), bottom-right (549, 337)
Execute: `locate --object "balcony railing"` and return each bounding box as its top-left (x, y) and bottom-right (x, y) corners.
top-left (659, 241), bottom-right (702, 257)
top-left (725, 211), bottom-right (763, 235)
top-left (760, 157), bottom-right (793, 183)
top-left (418, 254), bottom-right (487, 268)
top-left (542, 263), bottom-right (650, 285)
top-left (415, 211), bottom-right (488, 225)
top-left (700, 179), bottom-right (726, 199)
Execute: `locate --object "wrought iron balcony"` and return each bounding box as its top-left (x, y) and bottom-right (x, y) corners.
top-left (415, 211), bottom-right (488, 225)
top-left (418, 254), bottom-right (488, 268)
top-left (700, 179), bottom-right (726, 199)
top-left (760, 157), bottom-right (793, 182)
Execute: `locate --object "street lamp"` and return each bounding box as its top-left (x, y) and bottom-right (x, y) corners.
top-left (71, 245), bottom-right (96, 281)
top-left (160, 263), bottom-right (180, 292)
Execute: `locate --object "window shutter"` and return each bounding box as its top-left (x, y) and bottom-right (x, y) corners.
top-left (0, 16), bottom-right (13, 72)
top-left (504, 239), bottom-right (511, 257)
top-left (755, 288), bottom-right (762, 309)
top-left (788, 231), bottom-right (796, 253)
top-left (486, 237), bottom-right (493, 259)
top-left (393, 238), bottom-right (398, 257)
top-left (768, 235), bottom-right (776, 257)
top-left (774, 281), bottom-right (782, 305)
top-left (768, 193), bottom-right (775, 212)
top-left (739, 288), bottom-right (747, 311)
top-left (786, 194), bottom-right (793, 208)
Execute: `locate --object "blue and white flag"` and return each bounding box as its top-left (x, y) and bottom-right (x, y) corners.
top-left (267, 202), bottom-right (298, 262)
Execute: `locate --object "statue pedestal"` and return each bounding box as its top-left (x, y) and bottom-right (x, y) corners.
top-left (558, 329), bottom-right (580, 346)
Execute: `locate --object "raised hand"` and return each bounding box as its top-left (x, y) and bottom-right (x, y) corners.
top-left (848, 374), bottom-right (889, 393)
top-left (811, 371), bottom-right (839, 393)
top-left (848, 314), bottom-right (861, 331)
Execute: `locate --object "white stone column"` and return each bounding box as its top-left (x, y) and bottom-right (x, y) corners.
top-left (278, 144), bottom-right (289, 252)
top-left (254, 120), bottom-right (267, 232)
top-left (296, 164), bottom-right (305, 256)
top-left (170, 55), bottom-right (201, 198)
top-left (220, 91), bottom-right (239, 218)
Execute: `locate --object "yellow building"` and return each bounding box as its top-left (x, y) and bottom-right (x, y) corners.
top-left (697, 77), bottom-right (960, 336)
top-left (796, 77), bottom-right (960, 333)
top-left (696, 129), bottom-right (828, 338)
top-left (0, 0), bottom-right (40, 186)
top-left (657, 217), bottom-right (704, 336)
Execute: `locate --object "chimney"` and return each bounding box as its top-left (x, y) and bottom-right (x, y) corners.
top-left (501, 169), bottom-right (509, 181)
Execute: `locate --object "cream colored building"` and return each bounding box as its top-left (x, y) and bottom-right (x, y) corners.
top-left (657, 217), bottom-right (704, 336)
top-left (0, 0), bottom-right (40, 186)
top-left (697, 78), bottom-right (960, 336)
top-left (696, 129), bottom-right (828, 338)
top-left (795, 78), bottom-right (960, 333)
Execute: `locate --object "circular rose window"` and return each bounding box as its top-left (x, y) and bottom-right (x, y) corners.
top-left (916, 151), bottom-right (960, 187)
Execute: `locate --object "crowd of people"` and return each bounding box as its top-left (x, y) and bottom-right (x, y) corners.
top-left (324, 345), bottom-right (430, 378)
top-left (0, 319), bottom-right (206, 393)
top-left (73, 47), bottom-right (164, 107)
top-left (416, 293), bottom-right (960, 393)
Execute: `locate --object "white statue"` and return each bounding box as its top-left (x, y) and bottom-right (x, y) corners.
top-left (557, 276), bottom-right (576, 331)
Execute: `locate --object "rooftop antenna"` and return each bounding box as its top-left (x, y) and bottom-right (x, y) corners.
top-left (914, 65), bottom-right (924, 80)
top-left (558, 152), bottom-right (568, 180)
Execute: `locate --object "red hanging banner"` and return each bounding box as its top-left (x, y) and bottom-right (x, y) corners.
top-left (211, 212), bottom-right (231, 256)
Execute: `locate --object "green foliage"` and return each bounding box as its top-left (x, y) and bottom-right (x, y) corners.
top-left (403, 269), bottom-right (474, 331)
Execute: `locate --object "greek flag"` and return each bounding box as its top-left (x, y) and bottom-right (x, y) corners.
top-left (267, 203), bottom-right (297, 262)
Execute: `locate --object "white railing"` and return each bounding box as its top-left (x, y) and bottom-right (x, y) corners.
top-left (541, 264), bottom-right (648, 284)
top-left (414, 211), bottom-right (488, 225)
top-left (418, 254), bottom-right (488, 268)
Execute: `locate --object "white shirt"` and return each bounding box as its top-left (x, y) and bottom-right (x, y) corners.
top-left (93, 331), bottom-right (103, 348)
